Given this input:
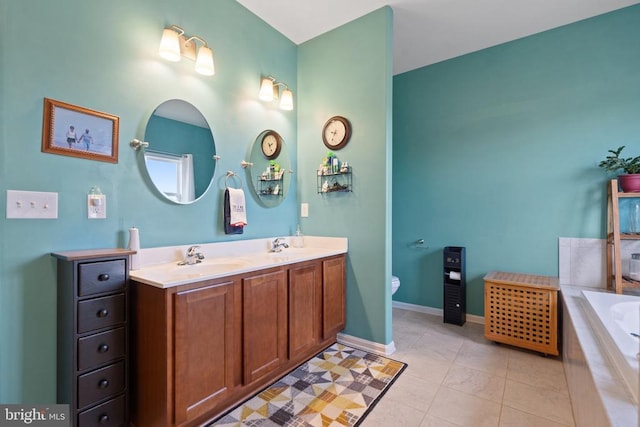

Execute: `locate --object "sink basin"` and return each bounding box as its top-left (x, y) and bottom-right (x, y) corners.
top-left (133, 259), bottom-right (251, 286)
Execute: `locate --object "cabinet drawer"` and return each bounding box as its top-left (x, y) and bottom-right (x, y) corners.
top-left (78, 294), bottom-right (125, 334)
top-left (78, 394), bottom-right (125, 427)
top-left (79, 260), bottom-right (126, 297)
top-left (78, 361), bottom-right (126, 409)
top-left (78, 328), bottom-right (125, 371)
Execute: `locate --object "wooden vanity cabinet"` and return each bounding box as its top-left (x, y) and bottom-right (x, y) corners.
top-left (131, 254), bottom-right (346, 427)
top-left (288, 261), bottom-right (323, 362)
top-left (242, 269), bottom-right (288, 384)
top-left (131, 276), bottom-right (242, 427)
top-left (322, 255), bottom-right (347, 339)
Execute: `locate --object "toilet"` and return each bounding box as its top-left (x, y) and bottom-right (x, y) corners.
top-left (391, 275), bottom-right (400, 295)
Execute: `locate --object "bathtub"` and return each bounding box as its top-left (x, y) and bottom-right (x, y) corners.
top-left (582, 290), bottom-right (640, 403)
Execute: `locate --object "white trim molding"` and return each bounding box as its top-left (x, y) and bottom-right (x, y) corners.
top-left (392, 301), bottom-right (485, 325)
top-left (337, 333), bottom-right (397, 356)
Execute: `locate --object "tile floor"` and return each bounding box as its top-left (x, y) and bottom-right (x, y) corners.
top-left (361, 308), bottom-right (576, 427)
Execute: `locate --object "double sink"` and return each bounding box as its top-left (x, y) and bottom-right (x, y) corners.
top-left (129, 236), bottom-right (348, 288)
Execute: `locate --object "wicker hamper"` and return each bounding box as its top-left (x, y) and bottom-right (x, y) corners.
top-left (484, 271), bottom-right (559, 356)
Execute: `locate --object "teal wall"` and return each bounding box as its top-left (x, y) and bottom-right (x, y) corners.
top-left (298, 7), bottom-right (394, 345)
top-left (392, 5), bottom-right (640, 315)
top-left (0, 0), bottom-right (297, 403)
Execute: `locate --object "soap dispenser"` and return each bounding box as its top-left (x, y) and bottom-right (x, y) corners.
top-left (292, 224), bottom-right (304, 248)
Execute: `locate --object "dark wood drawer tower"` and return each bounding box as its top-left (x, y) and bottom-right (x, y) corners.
top-left (52, 248), bottom-right (134, 427)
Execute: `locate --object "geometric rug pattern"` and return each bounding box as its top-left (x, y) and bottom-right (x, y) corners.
top-left (208, 343), bottom-right (407, 427)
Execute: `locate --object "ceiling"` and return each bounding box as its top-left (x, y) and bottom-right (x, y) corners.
top-left (236, 0), bottom-right (639, 75)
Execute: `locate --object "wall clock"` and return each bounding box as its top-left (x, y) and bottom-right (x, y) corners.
top-left (261, 130), bottom-right (282, 160)
top-left (322, 116), bottom-right (351, 150)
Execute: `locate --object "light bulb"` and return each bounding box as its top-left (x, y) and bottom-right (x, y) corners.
top-left (195, 46), bottom-right (215, 76)
top-left (280, 88), bottom-right (293, 110)
top-left (259, 78), bottom-right (274, 101)
top-left (159, 28), bottom-right (181, 62)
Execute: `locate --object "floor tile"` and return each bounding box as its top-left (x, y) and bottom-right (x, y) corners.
top-left (454, 340), bottom-right (509, 377)
top-left (428, 386), bottom-right (501, 427)
top-left (420, 414), bottom-right (461, 427)
top-left (382, 308), bottom-right (577, 427)
top-left (443, 364), bottom-right (506, 403)
top-left (396, 351), bottom-right (453, 385)
top-left (506, 350), bottom-right (568, 394)
top-left (499, 405), bottom-right (573, 426)
top-left (361, 398), bottom-right (427, 427)
top-left (382, 368), bottom-right (440, 411)
top-left (502, 379), bottom-right (574, 426)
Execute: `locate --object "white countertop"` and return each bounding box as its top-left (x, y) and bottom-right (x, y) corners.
top-left (130, 236), bottom-right (347, 288)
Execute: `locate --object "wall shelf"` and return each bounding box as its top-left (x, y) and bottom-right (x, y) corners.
top-left (257, 175), bottom-right (283, 197)
top-left (317, 167), bottom-right (352, 194)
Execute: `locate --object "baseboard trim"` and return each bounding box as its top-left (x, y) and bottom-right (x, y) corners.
top-left (336, 333), bottom-right (397, 356)
top-left (392, 300), bottom-right (484, 325)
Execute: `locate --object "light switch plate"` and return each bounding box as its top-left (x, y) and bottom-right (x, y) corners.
top-left (301, 203), bottom-right (309, 218)
top-left (6, 190), bottom-right (58, 219)
top-left (88, 194), bottom-right (106, 219)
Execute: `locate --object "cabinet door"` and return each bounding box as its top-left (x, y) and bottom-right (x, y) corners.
top-left (243, 269), bottom-right (287, 384)
top-left (174, 279), bottom-right (238, 424)
top-left (288, 262), bottom-right (322, 360)
top-left (323, 255), bottom-right (346, 339)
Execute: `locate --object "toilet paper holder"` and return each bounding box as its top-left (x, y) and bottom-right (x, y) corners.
top-left (411, 238), bottom-right (429, 249)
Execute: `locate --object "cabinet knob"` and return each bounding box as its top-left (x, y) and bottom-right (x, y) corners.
top-left (98, 344), bottom-right (109, 353)
top-left (98, 379), bottom-right (109, 389)
top-left (97, 274), bottom-right (110, 282)
top-left (97, 308), bottom-right (109, 318)
top-left (455, 304), bottom-right (460, 308)
top-left (99, 414), bottom-right (109, 424)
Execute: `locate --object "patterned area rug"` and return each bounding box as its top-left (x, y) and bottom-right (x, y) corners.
top-left (209, 343), bottom-right (407, 426)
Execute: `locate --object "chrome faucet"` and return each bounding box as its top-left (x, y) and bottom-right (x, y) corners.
top-left (178, 245), bottom-right (205, 265)
top-left (271, 238), bottom-right (289, 253)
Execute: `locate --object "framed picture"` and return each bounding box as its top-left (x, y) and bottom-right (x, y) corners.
top-left (41, 98), bottom-right (119, 163)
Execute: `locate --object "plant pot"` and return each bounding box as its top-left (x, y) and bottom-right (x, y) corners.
top-left (619, 174), bottom-right (640, 192)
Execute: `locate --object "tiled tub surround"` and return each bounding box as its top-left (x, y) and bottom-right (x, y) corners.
top-left (130, 236), bottom-right (347, 287)
top-left (561, 285), bottom-right (638, 426)
top-left (559, 237), bottom-right (640, 288)
top-left (583, 290), bottom-right (640, 403)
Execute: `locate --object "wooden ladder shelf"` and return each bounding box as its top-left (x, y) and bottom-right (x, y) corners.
top-left (606, 179), bottom-right (640, 293)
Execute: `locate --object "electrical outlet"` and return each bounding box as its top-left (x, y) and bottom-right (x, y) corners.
top-left (88, 194), bottom-right (107, 219)
top-left (301, 203), bottom-right (309, 218)
top-left (6, 190), bottom-right (58, 219)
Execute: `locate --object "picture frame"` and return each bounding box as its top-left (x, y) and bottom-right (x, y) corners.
top-left (42, 97), bottom-right (119, 163)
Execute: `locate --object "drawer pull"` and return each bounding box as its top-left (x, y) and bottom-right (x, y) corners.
top-left (99, 414), bottom-right (109, 424)
top-left (97, 308), bottom-right (109, 318)
top-left (97, 274), bottom-right (110, 282)
top-left (98, 379), bottom-right (109, 389)
top-left (98, 344), bottom-right (109, 353)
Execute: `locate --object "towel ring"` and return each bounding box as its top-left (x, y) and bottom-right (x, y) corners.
top-left (225, 171), bottom-right (243, 189)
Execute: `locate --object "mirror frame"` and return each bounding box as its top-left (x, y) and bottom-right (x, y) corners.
top-left (247, 129), bottom-right (290, 208)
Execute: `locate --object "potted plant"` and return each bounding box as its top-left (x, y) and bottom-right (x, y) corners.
top-left (598, 146), bottom-right (640, 192)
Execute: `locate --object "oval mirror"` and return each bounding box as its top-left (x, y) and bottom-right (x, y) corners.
top-left (248, 130), bottom-right (291, 208)
top-left (143, 99), bottom-right (216, 204)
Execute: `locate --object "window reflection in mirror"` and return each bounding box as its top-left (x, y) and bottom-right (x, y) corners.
top-left (143, 99), bottom-right (216, 204)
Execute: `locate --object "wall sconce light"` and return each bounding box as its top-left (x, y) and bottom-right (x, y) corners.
top-left (159, 25), bottom-right (215, 76)
top-left (259, 76), bottom-right (293, 110)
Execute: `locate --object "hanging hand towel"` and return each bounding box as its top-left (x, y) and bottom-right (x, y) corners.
top-left (224, 188), bottom-right (246, 234)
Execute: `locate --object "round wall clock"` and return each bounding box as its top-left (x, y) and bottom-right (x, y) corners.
top-left (261, 130), bottom-right (282, 160)
top-left (322, 116), bottom-right (351, 150)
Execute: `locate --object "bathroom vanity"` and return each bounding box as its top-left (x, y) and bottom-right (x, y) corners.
top-left (129, 237), bottom-right (347, 427)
